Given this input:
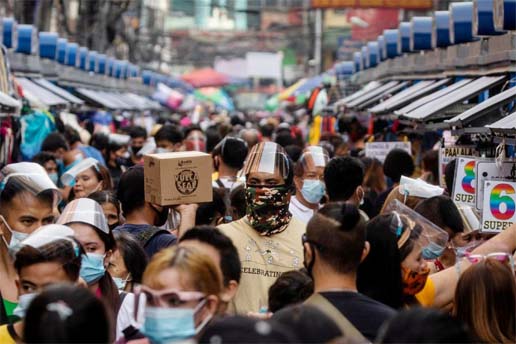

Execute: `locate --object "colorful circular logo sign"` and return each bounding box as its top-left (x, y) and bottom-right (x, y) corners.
top-left (490, 183), bottom-right (516, 220)
top-left (175, 169), bottom-right (199, 195)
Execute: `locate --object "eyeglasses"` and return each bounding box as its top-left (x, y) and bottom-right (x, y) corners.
top-left (133, 285), bottom-right (205, 308)
top-left (456, 252), bottom-right (515, 275)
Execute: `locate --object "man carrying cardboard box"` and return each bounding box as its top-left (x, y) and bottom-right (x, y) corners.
top-left (217, 142), bottom-right (306, 315)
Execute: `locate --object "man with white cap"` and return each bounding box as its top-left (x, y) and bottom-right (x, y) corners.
top-left (217, 142), bottom-right (306, 315)
top-left (0, 163), bottom-right (59, 325)
top-left (290, 146), bottom-right (329, 223)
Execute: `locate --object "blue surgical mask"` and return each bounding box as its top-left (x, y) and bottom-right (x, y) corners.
top-left (300, 179), bottom-right (325, 204)
top-left (80, 253), bottom-right (106, 285)
top-left (0, 215), bottom-right (30, 254)
top-left (12, 292), bottom-right (37, 319)
top-left (48, 172), bottom-right (59, 185)
top-left (142, 300), bottom-right (211, 344)
top-left (113, 275), bottom-right (130, 291)
top-left (422, 242), bottom-right (445, 260)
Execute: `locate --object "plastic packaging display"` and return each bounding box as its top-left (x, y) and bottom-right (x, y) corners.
top-left (58, 198), bottom-right (109, 234)
top-left (60, 157), bottom-right (100, 186)
top-left (243, 142), bottom-right (290, 181)
top-left (398, 175), bottom-right (444, 199)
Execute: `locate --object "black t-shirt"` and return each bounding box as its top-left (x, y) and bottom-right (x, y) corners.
top-left (320, 291), bottom-right (396, 341)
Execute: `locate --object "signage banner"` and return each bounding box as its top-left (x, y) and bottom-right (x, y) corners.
top-left (481, 180), bottom-right (516, 232)
top-left (311, 0), bottom-right (433, 9)
top-left (475, 161), bottom-right (516, 211)
top-left (365, 141), bottom-right (411, 163)
top-left (438, 145), bottom-right (478, 188)
top-left (452, 157), bottom-right (478, 206)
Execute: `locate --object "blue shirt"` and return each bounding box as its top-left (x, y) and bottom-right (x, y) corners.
top-left (114, 224), bottom-right (177, 258)
top-left (79, 146), bottom-right (106, 166)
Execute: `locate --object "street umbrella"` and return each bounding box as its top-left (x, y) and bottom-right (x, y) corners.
top-left (265, 94), bottom-right (280, 112)
top-left (182, 68), bottom-right (230, 88)
top-left (278, 78), bottom-right (307, 101)
top-left (194, 87), bottom-right (234, 111)
top-left (152, 83), bottom-right (184, 110)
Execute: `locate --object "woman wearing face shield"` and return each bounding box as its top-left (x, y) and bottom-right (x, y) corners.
top-left (61, 158), bottom-right (113, 201)
top-left (129, 246), bottom-right (222, 344)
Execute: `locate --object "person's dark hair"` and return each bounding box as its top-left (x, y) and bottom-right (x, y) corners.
top-left (205, 125), bottom-right (222, 153)
top-left (422, 150), bottom-right (439, 184)
top-left (285, 145), bottom-right (302, 163)
top-left (260, 123), bottom-right (275, 139)
top-left (129, 126), bottom-right (147, 140)
top-left (199, 315), bottom-right (298, 343)
top-left (24, 284), bottom-right (112, 343)
top-left (306, 203), bottom-right (366, 274)
top-left (154, 124), bottom-right (184, 144)
top-left (453, 259), bottom-right (516, 343)
top-left (275, 131), bottom-right (294, 148)
top-left (113, 232), bottom-right (148, 287)
top-left (88, 191), bottom-right (121, 218)
top-left (377, 307), bottom-right (472, 343)
top-left (63, 126), bottom-right (82, 146)
top-left (179, 226), bottom-right (241, 286)
top-left (229, 184), bottom-right (246, 221)
top-left (183, 125), bottom-right (204, 139)
top-left (89, 133), bottom-right (109, 153)
top-left (117, 166), bottom-right (145, 216)
top-left (324, 157), bottom-right (364, 202)
top-left (444, 159), bottom-right (457, 194)
top-left (212, 137), bottom-right (248, 170)
top-left (271, 304), bottom-right (342, 343)
top-left (195, 188), bottom-right (227, 226)
top-left (0, 183), bottom-right (54, 211)
top-left (383, 149), bottom-right (414, 183)
top-left (414, 195), bottom-right (464, 236)
top-left (14, 238), bottom-right (84, 281)
top-left (41, 132), bottom-right (69, 152)
top-left (268, 269), bottom-right (313, 313)
top-left (32, 152), bottom-right (57, 167)
top-left (357, 214), bottom-right (422, 309)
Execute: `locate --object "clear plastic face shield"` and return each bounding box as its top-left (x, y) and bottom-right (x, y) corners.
top-left (108, 133), bottom-right (130, 146)
top-left (12, 224), bottom-right (80, 258)
top-left (298, 146), bottom-right (329, 179)
top-left (136, 138), bottom-right (157, 157)
top-left (58, 198), bottom-right (109, 235)
top-left (0, 162), bottom-right (61, 206)
top-left (398, 175), bottom-right (444, 201)
top-left (385, 199), bottom-right (449, 260)
top-left (243, 142), bottom-right (290, 187)
top-left (60, 158), bottom-right (100, 187)
top-left (184, 130), bottom-right (206, 152)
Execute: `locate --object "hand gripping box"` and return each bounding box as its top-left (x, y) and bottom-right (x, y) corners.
top-left (144, 151), bottom-right (213, 206)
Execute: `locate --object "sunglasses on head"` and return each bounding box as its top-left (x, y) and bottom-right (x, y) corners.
top-left (456, 252), bottom-right (515, 275)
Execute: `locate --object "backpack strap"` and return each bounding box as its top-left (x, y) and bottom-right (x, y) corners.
top-left (134, 226), bottom-right (171, 248)
top-left (305, 293), bottom-right (367, 343)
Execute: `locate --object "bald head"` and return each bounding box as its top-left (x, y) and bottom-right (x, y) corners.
top-left (239, 129), bottom-right (259, 150)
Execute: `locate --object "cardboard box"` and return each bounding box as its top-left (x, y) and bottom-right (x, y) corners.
top-left (144, 151), bottom-right (213, 206)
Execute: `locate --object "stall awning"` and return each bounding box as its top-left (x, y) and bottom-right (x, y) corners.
top-left (32, 78), bottom-right (84, 105)
top-left (369, 79), bottom-right (450, 114)
top-left (336, 81), bottom-right (382, 106)
top-left (0, 91), bottom-right (21, 111)
top-left (123, 92), bottom-right (162, 110)
top-left (97, 91), bottom-right (134, 110)
top-left (357, 82), bottom-right (409, 110)
top-left (76, 88), bottom-right (121, 109)
top-left (347, 81), bottom-right (401, 109)
top-left (401, 76), bottom-right (506, 121)
top-left (445, 86), bottom-right (516, 127)
top-left (395, 79), bottom-right (474, 116)
top-left (17, 77), bottom-right (68, 107)
top-left (487, 111), bottom-right (516, 131)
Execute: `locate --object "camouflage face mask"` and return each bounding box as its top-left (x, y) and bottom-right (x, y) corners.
top-left (245, 185), bottom-right (292, 236)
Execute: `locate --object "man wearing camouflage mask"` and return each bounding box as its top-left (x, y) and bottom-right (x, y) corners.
top-left (218, 142), bottom-right (306, 314)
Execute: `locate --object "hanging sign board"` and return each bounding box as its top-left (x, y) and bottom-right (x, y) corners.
top-left (365, 141), bottom-right (411, 163)
top-left (475, 161), bottom-right (516, 211)
top-left (481, 180), bottom-right (516, 232)
top-left (452, 157), bottom-right (478, 206)
top-left (438, 145), bottom-right (478, 188)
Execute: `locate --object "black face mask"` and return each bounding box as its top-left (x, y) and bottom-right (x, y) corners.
top-left (303, 245), bottom-right (316, 278)
top-left (131, 145), bottom-right (142, 155)
top-left (151, 205), bottom-right (169, 227)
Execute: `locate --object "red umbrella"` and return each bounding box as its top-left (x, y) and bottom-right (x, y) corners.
top-left (181, 68), bottom-right (230, 88)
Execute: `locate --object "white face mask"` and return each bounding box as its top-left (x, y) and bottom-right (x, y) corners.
top-left (13, 292), bottom-right (37, 318)
top-left (0, 215), bottom-right (30, 254)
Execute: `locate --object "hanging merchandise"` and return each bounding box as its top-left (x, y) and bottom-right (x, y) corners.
top-left (20, 111), bottom-right (56, 160)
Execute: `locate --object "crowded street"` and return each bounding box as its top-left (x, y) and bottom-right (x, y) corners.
top-left (0, 0), bottom-right (514, 343)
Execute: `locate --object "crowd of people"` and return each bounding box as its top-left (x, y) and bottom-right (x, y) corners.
top-left (0, 113), bottom-right (514, 344)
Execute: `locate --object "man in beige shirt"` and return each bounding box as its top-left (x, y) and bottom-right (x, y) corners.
top-left (218, 142), bottom-right (306, 314)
